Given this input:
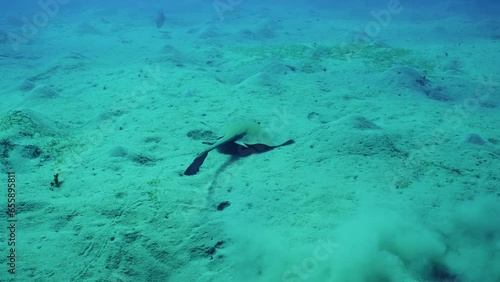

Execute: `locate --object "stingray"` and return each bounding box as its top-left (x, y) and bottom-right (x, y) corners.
top-left (184, 121), bottom-right (293, 175)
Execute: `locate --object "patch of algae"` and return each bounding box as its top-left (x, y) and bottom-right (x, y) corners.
top-left (230, 43), bottom-right (437, 74)
top-left (0, 110), bottom-right (86, 170)
top-left (231, 44), bottom-right (310, 60)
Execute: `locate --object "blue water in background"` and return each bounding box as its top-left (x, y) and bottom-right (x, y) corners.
top-left (2, 0), bottom-right (500, 19)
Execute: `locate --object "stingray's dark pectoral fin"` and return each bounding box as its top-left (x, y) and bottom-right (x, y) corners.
top-left (280, 139), bottom-right (295, 146)
top-left (184, 151), bottom-right (209, 176)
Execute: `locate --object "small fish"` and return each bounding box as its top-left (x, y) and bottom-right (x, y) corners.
top-left (155, 10), bottom-right (165, 29)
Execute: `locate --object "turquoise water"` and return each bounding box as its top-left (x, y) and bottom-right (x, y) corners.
top-left (1, 1), bottom-right (499, 281)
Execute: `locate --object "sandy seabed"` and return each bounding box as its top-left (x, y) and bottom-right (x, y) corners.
top-left (0, 2), bottom-right (499, 282)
